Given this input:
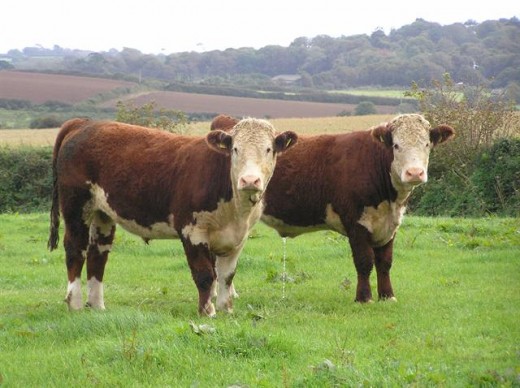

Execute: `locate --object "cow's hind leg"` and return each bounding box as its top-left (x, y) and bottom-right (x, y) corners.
top-left (86, 211), bottom-right (116, 309)
top-left (61, 188), bottom-right (90, 310)
top-left (374, 239), bottom-right (396, 301)
top-left (182, 239), bottom-right (217, 317)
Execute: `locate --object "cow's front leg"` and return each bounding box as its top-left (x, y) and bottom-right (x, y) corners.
top-left (347, 225), bottom-right (375, 303)
top-left (215, 247), bottom-right (243, 313)
top-left (182, 238), bottom-right (217, 317)
top-left (374, 239), bottom-right (396, 301)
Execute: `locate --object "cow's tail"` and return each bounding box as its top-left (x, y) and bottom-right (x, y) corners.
top-left (48, 118), bottom-right (89, 251)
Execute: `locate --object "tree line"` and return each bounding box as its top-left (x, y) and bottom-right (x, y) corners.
top-left (3, 18), bottom-right (519, 99)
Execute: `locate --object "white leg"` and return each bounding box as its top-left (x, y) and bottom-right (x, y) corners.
top-left (87, 277), bottom-right (105, 309)
top-left (65, 277), bottom-right (83, 310)
top-left (215, 251), bottom-right (240, 313)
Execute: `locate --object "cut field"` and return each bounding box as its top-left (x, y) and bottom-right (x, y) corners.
top-left (0, 114), bottom-right (394, 147)
top-left (0, 214), bottom-right (518, 386)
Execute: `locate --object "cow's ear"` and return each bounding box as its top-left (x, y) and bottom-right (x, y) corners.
top-left (430, 124), bottom-right (455, 146)
top-left (274, 131), bottom-right (298, 153)
top-left (206, 130), bottom-right (232, 154)
top-left (371, 123), bottom-right (393, 147)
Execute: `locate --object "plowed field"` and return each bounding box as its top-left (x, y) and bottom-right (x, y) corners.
top-left (0, 71), bottom-right (136, 104)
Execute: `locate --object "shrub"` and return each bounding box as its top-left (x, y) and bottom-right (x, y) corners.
top-left (29, 116), bottom-right (63, 129)
top-left (115, 100), bottom-right (188, 134)
top-left (354, 101), bottom-right (377, 115)
top-left (0, 146), bottom-right (53, 212)
top-left (471, 138), bottom-right (520, 215)
top-left (406, 73), bottom-right (520, 216)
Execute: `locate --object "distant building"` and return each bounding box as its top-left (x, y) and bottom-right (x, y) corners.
top-left (271, 74), bottom-right (302, 85)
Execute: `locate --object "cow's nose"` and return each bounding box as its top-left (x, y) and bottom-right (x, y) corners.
top-left (239, 175), bottom-right (262, 191)
top-left (405, 167), bottom-right (426, 183)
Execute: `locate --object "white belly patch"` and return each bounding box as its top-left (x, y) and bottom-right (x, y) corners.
top-left (357, 201), bottom-right (405, 247)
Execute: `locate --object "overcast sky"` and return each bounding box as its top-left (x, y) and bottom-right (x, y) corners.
top-left (3, 1), bottom-right (518, 55)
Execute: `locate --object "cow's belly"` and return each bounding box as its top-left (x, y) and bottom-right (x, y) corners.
top-left (357, 201), bottom-right (406, 247)
top-left (87, 183), bottom-right (177, 239)
top-left (262, 204), bottom-right (347, 237)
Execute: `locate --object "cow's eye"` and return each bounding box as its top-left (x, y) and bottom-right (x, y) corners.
top-left (266, 147), bottom-right (272, 154)
top-left (426, 142), bottom-right (430, 148)
top-left (233, 147), bottom-right (238, 154)
top-left (393, 143), bottom-right (399, 150)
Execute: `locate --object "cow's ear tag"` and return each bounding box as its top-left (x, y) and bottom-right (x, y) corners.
top-left (218, 142), bottom-right (228, 149)
top-left (379, 135), bottom-right (385, 143)
top-left (285, 138), bottom-right (292, 148)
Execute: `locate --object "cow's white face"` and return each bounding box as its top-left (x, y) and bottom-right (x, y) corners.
top-left (372, 114), bottom-right (455, 190)
top-left (207, 118), bottom-right (297, 203)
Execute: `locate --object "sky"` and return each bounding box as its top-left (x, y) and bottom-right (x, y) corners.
top-left (2, 0), bottom-right (518, 55)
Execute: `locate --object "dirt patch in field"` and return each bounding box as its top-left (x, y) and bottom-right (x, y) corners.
top-left (0, 71), bottom-right (136, 104)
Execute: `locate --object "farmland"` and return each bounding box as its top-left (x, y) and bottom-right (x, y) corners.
top-left (0, 71), bottom-right (399, 128)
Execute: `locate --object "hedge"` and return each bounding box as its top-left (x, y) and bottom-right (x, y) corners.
top-left (1, 139), bottom-right (519, 216)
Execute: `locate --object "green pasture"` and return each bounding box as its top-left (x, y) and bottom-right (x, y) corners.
top-left (329, 89), bottom-right (411, 99)
top-left (0, 213), bottom-right (519, 386)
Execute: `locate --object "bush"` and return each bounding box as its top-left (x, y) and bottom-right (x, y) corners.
top-left (0, 146), bottom-right (53, 212)
top-left (406, 73), bottom-right (520, 216)
top-left (471, 138), bottom-right (520, 215)
top-left (354, 101), bottom-right (377, 115)
top-left (115, 100), bottom-right (188, 134)
top-left (29, 116), bottom-right (63, 129)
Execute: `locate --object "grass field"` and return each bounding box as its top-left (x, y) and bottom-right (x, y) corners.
top-left (0, 213), bottom-right (519, 386)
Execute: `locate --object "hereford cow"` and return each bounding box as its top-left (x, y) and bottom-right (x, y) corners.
top-left (48, 118), bottom-right (297, 315)
top-left (210, 114), bottom-right (455, 302)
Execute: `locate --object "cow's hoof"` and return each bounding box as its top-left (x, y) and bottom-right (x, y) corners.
top-left (65, 294), bottom-right (83, 311)
top-left (382, 296), bottom-right (397, 302)
top-left (200, 302), bottom-right (216, 317)
top-left (355, 298), bottom-right (374, 304)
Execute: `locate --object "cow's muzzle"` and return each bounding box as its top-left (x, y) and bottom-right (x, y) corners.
top-left (238, 175), bottom-right (263, 191)
top-left (403, 167), bottom-right (427, 184)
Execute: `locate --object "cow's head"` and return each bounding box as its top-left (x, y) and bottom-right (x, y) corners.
top-left (372, 114), bottom-right (455, 189)
top-left (207, 118), bottom-right (298, 202)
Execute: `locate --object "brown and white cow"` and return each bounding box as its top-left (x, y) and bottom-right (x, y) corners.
top-left (210, 114), bottom-right (455, 302)
top-left (48, 118), bottom-right (297, 315)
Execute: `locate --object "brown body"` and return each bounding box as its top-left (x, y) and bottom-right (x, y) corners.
top-left (49, 117), bottom-right (297, 315)
top-left (211, 114), bottom-right (454, 302)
